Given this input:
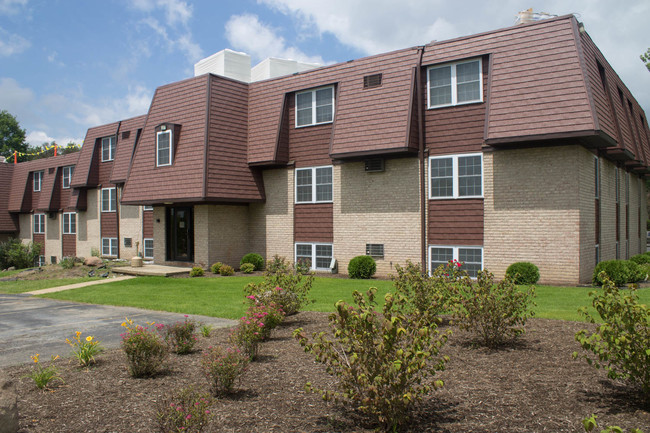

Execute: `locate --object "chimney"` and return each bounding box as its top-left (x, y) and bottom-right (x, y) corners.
top-left (515, 8), bottom-right (557, 25)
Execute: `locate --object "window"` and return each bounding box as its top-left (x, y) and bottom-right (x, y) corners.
top-left (33, 171), bottom-right (43, 192)
top-left (101, 187), bottom-right (117, 212)
top-left (62, 166), bottom-right (74, 189)
top-left (366, 244), bottom-right (384, 258)
top-left (295, 166), bottom-right (333, 203)
top-left (101, 136), bottom-right (115, 162)
top-left (33, 213), bottom-right (45, 234)
top-left (427, 58), bottom-right (482, 108)
top-left (295, 243), bottom-right (333, 271)
top-left (63, 212), bottom-right (76, 234)
top-left (429, 153), bottom-right (482, 199)
top-left (144, 238), bottom-right (154, 259)
top-left (429, 245), bottom-right (483, 278)
top-left (296, 86), bottom-right (334, 127)
top-left (102, 238), bottom-right (118, 257)
top-left (36, 255), bottom-right (46, 267)
top-left (157, 130), bottom-right (173, 166)
top-left (143, 205), bottom-right (153, 211)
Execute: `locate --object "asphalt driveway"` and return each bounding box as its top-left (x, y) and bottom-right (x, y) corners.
top-left (0, 294), bottom-right (236, 368)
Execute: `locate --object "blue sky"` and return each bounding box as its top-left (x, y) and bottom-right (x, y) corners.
top-left (1, 0), bottom-right (648, 148)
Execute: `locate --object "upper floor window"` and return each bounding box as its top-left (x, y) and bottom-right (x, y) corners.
top-left (33, 171), bottom-right (43, 192)
top-left (33, 213), bottom-right (45, 234)
top-left (101, 187), bottom-right (117, 212)
top-left (296, 86), bottom-right (334, 127)
top-left (101, 136), bottom-right (115, 162)
top-left (62, 166), bottom-right (74, 189)
top-left (63, 212), bottom-right (76, 234)
top-left (427, 58), bottom-right (482, 108)
top-left (295, 166), bottom-right (333, 204)
top-left (429, 153), bottom-right (482, 199)
top-left (157, 130), bottom-right (173, 167)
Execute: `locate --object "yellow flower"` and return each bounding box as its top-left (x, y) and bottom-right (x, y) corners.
top-left (52, 355), bottom-right (59, 361)
top-left (86, 336), bottom-right (93, 342)
top-left (65, 338), bottom-right (71, 345)
top-left (121, 322), bottom-right (127, 327)
top-left (76, 331), bottom-right (82, 338)
top-left (31, 354), bottom-right (39, 363)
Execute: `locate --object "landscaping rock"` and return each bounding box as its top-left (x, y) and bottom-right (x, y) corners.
top-left (0, 374), bottom-right (18, 433)
top-left (84, 257), bottom-right (103, 266)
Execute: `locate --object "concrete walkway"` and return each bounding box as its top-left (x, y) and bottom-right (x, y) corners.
top-left (25, 275), bottom-right (137, 295)
top-left (112, 264), bottom-right (191, 277)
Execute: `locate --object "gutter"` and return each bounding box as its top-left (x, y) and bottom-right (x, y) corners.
top-left (416, 46), bottom-right (426, 268)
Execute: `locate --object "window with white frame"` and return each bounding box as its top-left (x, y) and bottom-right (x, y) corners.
top-left (101, 136), bottom-right (115, 162)
top-left (33, 171), bottom-right (43, 192)
top-left (102, 237), bottom-right (118, 257)
top-left (295, 166), bottom-right (333, 203)
top-left (36, 255), bottom-right (46, 267)
top-left (296, 86), bottom-right (334, 127)
top-left (33, 213), bottom-right (45, 234)
top-left (62, 166), bottom-right (74, 189)
top-left (427, 58), bottom-right (482, 108)
top-left (295, 243), bottom-right (333, 271)
top-left (143, 205), bottom-right (153, 211)
top-left (429, 245), bottom-right (483, 278)
top-left (429, 153), bottom-right (482, 199)
top-left (157, 130), bottom-right (172, 166)
top-left (63, 212), bottom-right (76, 234)
top-left (144, 238), bottom-right (154, 259)
top-left (101, 187), bottom-right (117, 212)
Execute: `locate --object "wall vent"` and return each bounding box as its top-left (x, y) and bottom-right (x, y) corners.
top-left (364, 158), bottom-right (385, 172)
top-left (121, 131), bottom-right (131, 140)
top-left (366, 244), bottom-right (384, 258)
top-left (363, 73), bottom-right (382, 89)
top-left (124, 237), bottom-right (132, 248)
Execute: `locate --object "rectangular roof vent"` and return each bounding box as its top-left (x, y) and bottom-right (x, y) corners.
top-left (363, 73), bottom-right (382, 89)
top-left (364, 158), bottom-right (384, 172)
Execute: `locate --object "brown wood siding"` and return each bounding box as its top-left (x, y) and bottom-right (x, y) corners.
top-left (143, 210), bottom-right (154, 238)
top-left (288, 94), bottom-right (333, 168)
top-left (294, 203), bottom-right (334, 243)
top-left (101, 212), bottom-right (118, 237)
top-left (428, 199), bottom-right (483, 245)
top-left (62, 234), bottom-right (76, 257)
top-left (33, 233), bottom-right (45, 254)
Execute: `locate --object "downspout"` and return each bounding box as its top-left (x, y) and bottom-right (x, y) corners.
top-left (416, 46), bottom-right (426, 268)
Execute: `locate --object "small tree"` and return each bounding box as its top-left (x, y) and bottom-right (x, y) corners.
top-left (641, 48), bottom-right (650, 72)
top-left (0, 110), bottom-right (28, 160)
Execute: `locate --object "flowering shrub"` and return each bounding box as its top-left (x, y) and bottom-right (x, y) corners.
top-left (229, 316), bottom-right (264, 361)
top-left (23, 354), bottom-right (63, 389)
top-left (66, 331), bottom-right (104, 366)
top-left (156, 386), bottom-right (213, 433)
top-left (190, 266), bottom-right (204, 277)
top-left (240, 263), bottom-right (255, 274)
top-left (294, 288), bottom-right (449, 431)
top-left (210, 262), bottom-right (222, 274)
top-left (219, 264), bottom-right (234, 276)
top-left (164, 316), bottom-right (198, 355)
top-left (244, 298), bottom-right (285, 340)
top-left (201, 346), bottom-right (249, 395)
top-left (120, 317), bottom-right (168, 377)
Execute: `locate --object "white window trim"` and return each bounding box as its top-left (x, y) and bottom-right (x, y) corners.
top-left (429, 153), bottom-right (483, 200)
top-left (427, 58), bottom-right (483, 109)
top-left (428, 245), bottom-right (483, 277)
top-left (295, 242), bottom-right (333, 271)
top-left (36, 255), bottom-right (46, 267)
top-left (156, 130), bottom-right (173, 167)
top-left (33, 171), bottom-right (43, 192)
top-left (63, 212), bottom-right (76, 235)
top-left (295, 86), bottom-right (335, 128)
top-left (101, 187), bottom-right (117, 212)
top-left (295, 165), bottom-right (334, 204)
top-left (62, 166), bottom-right (74, 189)
top-left (143, 238), bottom-right (154, 259)
top-left (102, 237), bottom-right (118, 257)
top-left (101, 136), bottom-right (115, 162)
top-left (33, 213), bottom-right (45, 234)
top-left (143, 205), bottom-right (153, 211)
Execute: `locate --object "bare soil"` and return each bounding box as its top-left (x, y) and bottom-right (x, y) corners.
top-left (4, 312), bottom-right (649, 433)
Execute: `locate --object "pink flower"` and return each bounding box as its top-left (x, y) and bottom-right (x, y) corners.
top-left (186, 414), bottom-right (191, 420)
top-left (205, 410), bottom-right (210, 414)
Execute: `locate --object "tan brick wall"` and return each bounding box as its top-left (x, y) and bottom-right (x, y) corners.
top-left (153, 206), bottom-right (166, 264)
top-left (577, 148), bottom-right (596, 283)
top-left (18, 214), bottom-right (31, 242)
top-left (118, 190), bottom-right (143, 258)
top-left (333, 158), bottom-right (421, 276)
top-left (599, 158), bottom-right (616, 261)
top-left (45, 214), bottom-right (61, 263)
top-left (77, 188), bottom-right (101, 258)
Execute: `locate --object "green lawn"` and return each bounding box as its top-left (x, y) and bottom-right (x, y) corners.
top-left (0, 277), bottom-right (101, 294)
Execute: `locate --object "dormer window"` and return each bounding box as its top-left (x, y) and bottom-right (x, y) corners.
top-left (33, 171), bottom-right (43, 192)
top-left (62, 166), bottom-right (74, 189)
top-left (427, 58), bottom-right (482, 108)
top-left (101, 136), bottom-right (116, 162)
top-left (296, 86), bottom-right (334, 127)
top-left (157, 129), bottom-right (173, 167)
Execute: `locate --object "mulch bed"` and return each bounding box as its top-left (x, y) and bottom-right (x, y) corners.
top-left (4, 312), bottom-right (649, 432)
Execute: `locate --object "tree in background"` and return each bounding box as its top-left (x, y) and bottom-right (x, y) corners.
top-left (0, 110), bottom-right (28, 160)
top-left (642, 48), bottom-right (650, 72)
top-left (31, 141), bottom-right (81, 160)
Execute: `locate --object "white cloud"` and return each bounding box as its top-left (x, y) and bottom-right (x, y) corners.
top-left (0, 77), bottom-right (34, 121)
top-left (130, 0), bottom-right (193, 26)
top-left (65, 85), bottom-right (152, 127)
top-left (0, 26), bottom-right (30, 56)
top-left (0, 0), bottom-right (27, 15)
top-left (25, 130), bottom-right (82, 148)
top-left (225, 14), bottom-right (325, 64)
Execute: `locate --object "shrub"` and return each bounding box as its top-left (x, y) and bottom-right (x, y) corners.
top-left (243, 299), bottom-right (285, 340)
top-left (23, 354), bottom-right (63, 389)
top-left (200, 324), bottom-right (213, 337)
top-left (0, 238), bottom-right (41, 270)
top-left (120, 317), bottom-right (168, 377)
top-left (240, 253), bottom-right (264, 271)
top-left (190, 266), bottom-right (204, 277)
top-left (60, 256), bottom-right (76, 270)
top-left (452, 270), bottom-right (536, 348)
top-left (629, 252), bottom-right (650, 265)
top-left (156, 386), bottom-right (213, 433)
top-left (240, 263), bottom-right (255, 274)
top-left (505, 262), bottom-right (540, 285)
top-left (201, 346), bottom-right (249, 395)
top-left (229, 316), bottom-right (264, 361)
top-left (347, 255), bottom-right (376, 279)
top-left (210, 262), bottom-right (222, 274)
top-left (638, 263), bottom-right (650, 281)
top-left (573, 273), bottom-right (650, 396)
top-left (593, 260), bottom-right (642, 286)
top-left (294, 288), bottom-right (449, 431)
top-left (163, 316), bottom-right (198, 354)
top-left (66, 331), bottom-right (104, 366)
top-left (219, 264), bottom-right (234, 276)
top-left (91, 247), bottom-right (100, 257)
top-left (582, 414), bottom-right (645, 433)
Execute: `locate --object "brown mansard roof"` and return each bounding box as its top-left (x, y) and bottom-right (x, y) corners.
top-left (70, 122), bottom-right (120, 188)
top-left (111, 115), bottom-right (147, 183)
top-left (0, 163), bottom-right (18, 233)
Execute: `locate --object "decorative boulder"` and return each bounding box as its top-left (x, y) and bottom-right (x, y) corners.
top-left (84, 256), bottom-right (103, 267)
top-left (0, 374), bottom-right (18, 433)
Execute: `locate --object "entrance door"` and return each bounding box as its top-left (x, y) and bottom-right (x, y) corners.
top-left (166, 206), bottom-right (193, 262)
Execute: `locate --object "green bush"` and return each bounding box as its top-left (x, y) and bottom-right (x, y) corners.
top-left (0, 238), bottom-right (41, 270)
top-left (505, 262), bottom-right (540, 285)
top-left (347, 255), bottom-right (376, 279)
top-left (592, 260), bottom-right (642, 286)
top-left (189, 266), bottom-right (204, 277)
top-left (391, 260), bottom-right (455, 320)
top-left (294, 288), bottom-right (448, 431)
top-left (210, 262), bottom-right (222, 274)
top-left (163, 317), bottom-right (198, 355)
top-left (201, 346), bottom-right (249, 396)
top-left (120, 318), bottom-right (168, 378)
top-left (452, 270), bottom-right (536, 348)
top-left (219, 265), bottom-right (234, 276)
top-left (629, 252), bottom-right (650, 265)
top-left (582, 414), bottom-right (644, 433)
top-left (156, 386), bottom-right (213, 433)
top-left (240, 253), bottom-right (264, 271)
top-left (573, 273), bottom-right (650, 396)
top-left (60, 256), bottom-right (76, 270)
top-left (240, 263), bottom-right (255, 274)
